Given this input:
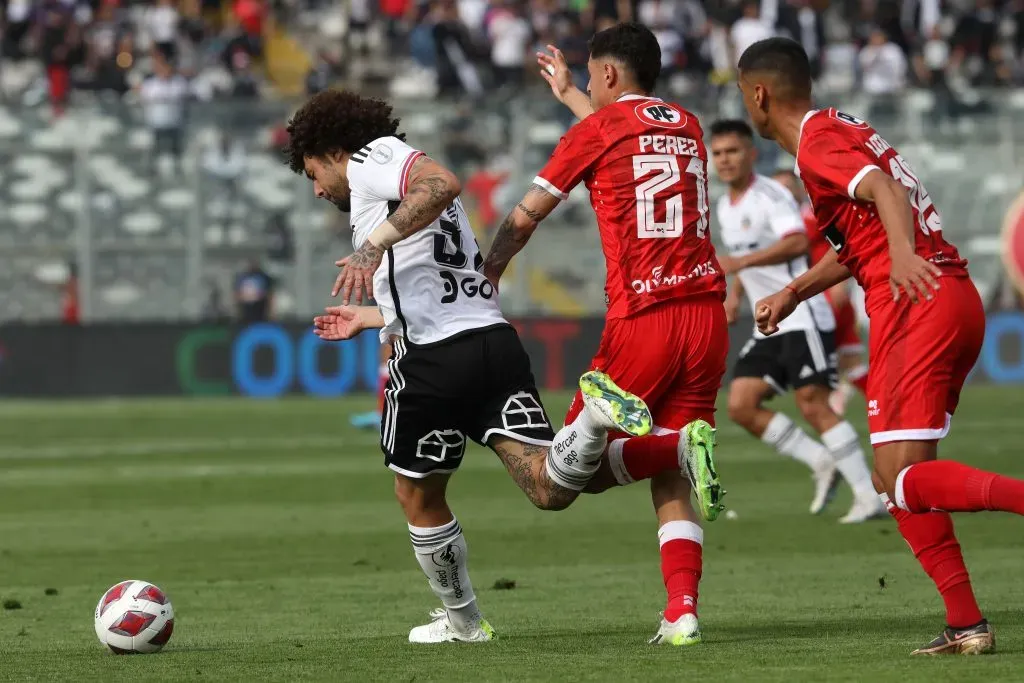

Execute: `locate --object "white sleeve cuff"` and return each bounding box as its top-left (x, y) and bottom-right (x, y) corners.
top-left (847, 164), bottom-right (880, 199)
top-left (533, 176), bottom-right (569, 201)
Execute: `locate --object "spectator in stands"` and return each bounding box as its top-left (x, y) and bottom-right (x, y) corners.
top-left (588, 0), bottom-right (633, 32)
top-left (229, 49), bottom-right (261, 98)
top-left (487, 0), bottom-right (532, 88)
top-left (914, 24), bottom-right (961, 122)
top-left (305, 50), bottom-right (337, 95)
top-left (773, 0), bottom-right (825, 78)
top-left (38, 0), bottom-right (78, 115)
top-left (80, 0), bottom-right (133, 96)
top-left (145, 0), bottom-right (180, 62)
top-left (139, 53), bottom-right (190, 176)
top-left (233, 0), bottom-right (266, 58)
top-left (433, 0), bottom-right (484, 98)
top-left (860, 26), bottom-right (907, 117)
top-left (4, 0), bottom-right (34, 60)
top-left (730, 0), bottom-right (773, 67)
top-left (950, 0), bottom-right (1012, 85)
top-left (639, 0), bottom-right (685, 79)
top-left (202, 131), bottom-right (247, 201)
top-left (234, 259), bottom-right (274, 323)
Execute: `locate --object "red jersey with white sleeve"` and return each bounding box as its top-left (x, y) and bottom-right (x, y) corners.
top-left (796, 109), bottom-right (982, 446)
top-left (795, 108), bottom-right (968, 309)
top-left (534, 95), bottom-right (725, 320)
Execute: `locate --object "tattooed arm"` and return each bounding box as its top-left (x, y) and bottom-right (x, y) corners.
top-left (387, 155), bottom-right (462, 238)
top-left (334, 155), bottom-right (461, 304)
top-left (482, 184), bottom-right (562, 288)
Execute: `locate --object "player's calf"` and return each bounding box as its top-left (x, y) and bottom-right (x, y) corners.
top-left (394, 474), bottom-right (495, 643)
top-left (796, 385), bottom-right (883, 522)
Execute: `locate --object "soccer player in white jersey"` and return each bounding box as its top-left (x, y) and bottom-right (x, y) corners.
top-left (709, 120), bottom-right (884, 524)
top-left (285, 90), bottom-right (678, 643)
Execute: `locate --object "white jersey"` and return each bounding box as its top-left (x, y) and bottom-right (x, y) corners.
top-left (348, 136), bottom-right (508, 345)
top-left (718, 175), bottom-right (835, 338)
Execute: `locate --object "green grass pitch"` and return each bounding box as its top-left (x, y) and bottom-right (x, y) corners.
top-left (1, 387), bottom-right (1023, 682)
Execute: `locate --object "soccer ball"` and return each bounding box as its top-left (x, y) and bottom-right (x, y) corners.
top-left (94, 580), bottom-right (174, 654)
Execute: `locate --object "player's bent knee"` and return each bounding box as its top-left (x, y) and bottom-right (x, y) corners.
top-left (726, 394), bottom-right (757, 429)
top-left (872, 440), bottom-right (937, 502)
top-left (795, 392), bottom-right (836, 432)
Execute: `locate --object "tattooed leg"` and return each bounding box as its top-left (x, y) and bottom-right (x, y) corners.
top-left (488, 437), bottom-right (580, 511)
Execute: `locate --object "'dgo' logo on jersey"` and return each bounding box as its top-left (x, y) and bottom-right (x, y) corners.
top-left (634, 102), bottom-right (687, 129)
top-left (1001, 191), bottom-right (1024, 297)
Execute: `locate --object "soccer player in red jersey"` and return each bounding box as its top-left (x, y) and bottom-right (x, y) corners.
top-left (738, 37), bottom-right (1024, 654)
top-left (482, 23), bottom-right (727, 646)
top-left (774, 169), bottom-right (870, 414)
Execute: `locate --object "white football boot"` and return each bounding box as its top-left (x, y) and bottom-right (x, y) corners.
top-left (809, 465), bottom-right (841, 515)
top-left (839, 495), bottom-right (888, 524)
top-left (649, 613), bottom-right (702, 646)
top-left (408, 608), bottom-right (496, 644)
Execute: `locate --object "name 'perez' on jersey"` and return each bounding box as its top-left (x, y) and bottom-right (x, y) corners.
top-left (348, 136), bottom-right (507, 345)
top-left (718, 174), bottom-right (835, 337)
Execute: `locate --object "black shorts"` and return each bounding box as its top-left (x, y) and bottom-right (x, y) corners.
top-left (733, 328), bottom-right (838, 394)
top-left (381, 325), bottom-right (555, 478)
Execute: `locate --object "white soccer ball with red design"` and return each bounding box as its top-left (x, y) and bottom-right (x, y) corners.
top-left (94, 580), bottom-right (174, 654)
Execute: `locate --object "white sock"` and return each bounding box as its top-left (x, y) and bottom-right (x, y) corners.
top-left (821, 421), bottom-right (876, 500)
top-left (658, 520), bottom-right (704, 546)
top-left (606, 438), bottom-right (634, 485)
top-left (545, 408), bottom-right (608, 491)
top-left (408, 517), bottom-right (480, 632)
top-left (760, 413), bottom-right (831, 473)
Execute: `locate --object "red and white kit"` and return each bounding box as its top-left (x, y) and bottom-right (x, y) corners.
top-left (535, 95), bottom-right (728, 431)
top-left (795, 108), bottom-right (981, 445)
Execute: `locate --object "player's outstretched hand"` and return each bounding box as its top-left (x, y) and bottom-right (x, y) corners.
top-left (754, 288), bottom-right (799, 336)
top-left (537, 45), bottom-right (574, 102)
top-left (332, 241), bottom-right (384, 305)
top-left (313, 306), bottom-right (367, 341)
top-left (889, 250), bottom-right (941, 304)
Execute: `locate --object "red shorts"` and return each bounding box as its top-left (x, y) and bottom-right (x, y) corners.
top-left (564, 295), bottom-right (728, 432)
top-left (825, 288), bottom-right (863, 355)
top-left (866, 276), bottom-right (984, 446)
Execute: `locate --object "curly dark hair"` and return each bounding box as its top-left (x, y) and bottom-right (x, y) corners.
top-left (284, 90), bottom-right (405, 173)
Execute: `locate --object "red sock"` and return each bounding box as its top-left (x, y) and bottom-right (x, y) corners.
top-left (659, 522), bottom-right (703, 622)
top-left (609, 434), bottom-right (678, 484)
top-left (847, 364), bottom-right (868, 394)
top-left (886, 500), bottom-right (983, 628)
top-left (377, 365), bottom-right (388, 414)
top-left (899, 461), bottom-right (1024, 515)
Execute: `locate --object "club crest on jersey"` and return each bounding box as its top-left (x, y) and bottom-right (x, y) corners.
top-left (634, 102), bottom-right (687, 130)
top-left (831, 110), bottom-right (870, 129)
top-left (371, 144), bottom-right (393, 164)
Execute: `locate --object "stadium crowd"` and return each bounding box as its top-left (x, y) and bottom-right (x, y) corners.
top-left (0, 0), bottom-right (268, 112)
top-left (344, 0), bottom-right (1024, 99)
